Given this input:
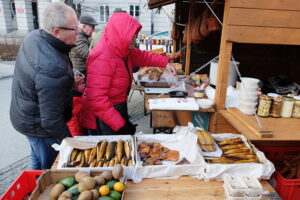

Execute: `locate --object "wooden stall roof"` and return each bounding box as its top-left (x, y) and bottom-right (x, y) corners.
top-left (226, 0), bottom-right (300, 45)
top-left (148, 0), bottom-right (175, 9)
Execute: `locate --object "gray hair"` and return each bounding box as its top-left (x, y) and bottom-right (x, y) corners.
top-left (42, 2), bottom-right (76, 33)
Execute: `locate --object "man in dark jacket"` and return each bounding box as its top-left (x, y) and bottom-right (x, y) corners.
top-left (70, 14), bottom-right (98, 76)
top-left (10, 2), bottom-right (78, 170)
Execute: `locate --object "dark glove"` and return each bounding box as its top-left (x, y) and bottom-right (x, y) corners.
top-left (117, 121), bottom-right (136, 135)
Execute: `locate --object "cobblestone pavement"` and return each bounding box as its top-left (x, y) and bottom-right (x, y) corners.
top-left (0, 89), bottom-right (146, 196)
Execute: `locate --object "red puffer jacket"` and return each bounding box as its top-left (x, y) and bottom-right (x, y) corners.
top-left (80, 13), bottom-right (169, 131)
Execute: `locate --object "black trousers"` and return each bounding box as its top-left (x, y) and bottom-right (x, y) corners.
top-left (88, 102), bottom-right (129, 135)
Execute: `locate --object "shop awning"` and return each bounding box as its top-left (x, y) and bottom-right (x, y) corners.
top-left (148, 0), bottom-right (175, 9)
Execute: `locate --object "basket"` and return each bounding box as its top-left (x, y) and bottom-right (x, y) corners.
top-left (258, 147), bottom-right (300, 200)
top-left (1, 170), bottom-right (43, 200)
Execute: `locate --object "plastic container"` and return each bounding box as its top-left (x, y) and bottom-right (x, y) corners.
top-left (210, 60), bottom-right (239, 87)
top-left (242, 177), bottom-right (263, 197)
top-left (281, 96), bottom-right (295, 118)
top-left (240, 84), bottom-right (258, 93)
top-left (241, 77), bottom-right (260, 87)
top-left (267, 93), bottom-right (280, 98)
top-left (238, 107), bottom-right (256, 115)
top-left (292, 96), bottom-right (300, 118)
top-left (1, 170), bottom-right (43, 200)
top-left (257, 95), bottom-right (271, 117)
top-left (258, 147), bottom-right (300, 200)
top-left (196, 98), bottom-right (214, 109)
top-left (224, 187), bottom-right (244, 200)
top-left (239, 97), bottom-right (258, 104)
top-left (239, 101), bottom-right (258, 110)
top-left (239, 91), bottom-right (259, 99)
top-left (224, 176), bottom-right (247, 197)
top-left (244, 195), bottom-right (262, 200)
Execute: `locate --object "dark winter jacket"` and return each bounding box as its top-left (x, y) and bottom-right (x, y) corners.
top-left (10, 29), bottom-right (74, 141)
top-left (69, 30), bottom-right (90, 75)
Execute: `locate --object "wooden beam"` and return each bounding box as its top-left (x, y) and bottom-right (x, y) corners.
top-left (227, 26), bottom-right (300, 45)
top-left (228, 8), bottom-right (300, 29)
top-left (184, 0), bottom-right (193, 74)
top-left (214, 0), bottom-right (232, 110)
top-left (173, 0), bottom-right (179, 53)
top-left (230, 0), bottom-right (300, 11)
top-left (209, 111), bottom-right (239, 133)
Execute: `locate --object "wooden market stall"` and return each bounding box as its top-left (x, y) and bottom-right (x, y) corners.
top-left (50, 160), bottom-right (280, 200)
top-left (148, 0), bottom-right (300, 147)
top-left (209, 0), bottom-right (300, 147)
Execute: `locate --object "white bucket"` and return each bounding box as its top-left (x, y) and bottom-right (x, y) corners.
top-left (210, 60), bottom-right (239, 87)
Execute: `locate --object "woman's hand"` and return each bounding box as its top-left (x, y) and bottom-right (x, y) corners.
top-left (166, 63), bottom-right (177, 75)
top-left (75, 76), bottom-right (85, 93)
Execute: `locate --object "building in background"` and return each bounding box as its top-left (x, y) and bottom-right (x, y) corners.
top-left (0, 0), bottom-right (174, 44)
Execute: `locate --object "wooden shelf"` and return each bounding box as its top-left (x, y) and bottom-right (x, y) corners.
top-left (220, 107), bottom-right (300, 141)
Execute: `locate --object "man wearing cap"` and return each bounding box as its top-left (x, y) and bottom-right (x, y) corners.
top-left (70, 14), bottom-right (98, 76)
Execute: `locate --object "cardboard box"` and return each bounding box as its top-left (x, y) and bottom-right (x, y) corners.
top-left (56, 135), bottom-right (135, 179)
top-left (30, 170), bottom-right (125, 200)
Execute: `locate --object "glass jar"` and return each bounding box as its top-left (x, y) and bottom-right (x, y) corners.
top-left (281, 96), bottom-right (295, 118)
top-left (257, 95), bottom-right (271, 117)
top-left (292, 96), bottom-right (300, 118)
top-left (270, 96), bottom-right (283, 118)
top-left (194, 88), bottom-right (205, 98)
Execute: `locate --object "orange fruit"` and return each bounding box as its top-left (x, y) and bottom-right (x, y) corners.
top-left (113, 182), bottom-right (124, 192)
top-left (99, 185), bottom-right (110, 196)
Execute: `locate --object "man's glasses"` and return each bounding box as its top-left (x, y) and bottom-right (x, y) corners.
top-left (58, 27), bottom-right (80, 32)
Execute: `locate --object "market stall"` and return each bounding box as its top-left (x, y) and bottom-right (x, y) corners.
top-left (2, 1), bottom-right (300, 200)
top-left (145, 0), bottom-right (300, 199)
top-left (39, 130), bottom-right (278, 200)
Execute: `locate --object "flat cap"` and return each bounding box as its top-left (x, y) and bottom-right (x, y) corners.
top-left (79, 14), bottom-right (98, 25)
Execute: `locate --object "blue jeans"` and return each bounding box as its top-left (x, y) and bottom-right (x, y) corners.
top-left (26, 136), bottom-right (59, 170)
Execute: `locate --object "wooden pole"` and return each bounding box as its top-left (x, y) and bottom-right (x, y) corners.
top-left (184, 0), bottom-right (194, 74)
top-left (209, 0), bottom-right (232, 132)
top-left (173, 0), bottom-right (180, 53)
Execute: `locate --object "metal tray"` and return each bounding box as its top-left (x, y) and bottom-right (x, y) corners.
top-left (138, 74), bottom-right (188, 87)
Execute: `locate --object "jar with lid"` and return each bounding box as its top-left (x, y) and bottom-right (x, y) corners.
top-left (257, 95), bottom-right (272, 117)
top-left (281, 96), bottom-right (295, 118)
top-left (292, 96), bottom-right (300, 118)
top-left (194, 88), bottom-right (205, 98)
top-left (270, 96), bottom-right (283, 118)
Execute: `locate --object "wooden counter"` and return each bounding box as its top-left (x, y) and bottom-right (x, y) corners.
top-left (51, 159), bottom-right (280, 200)
top-left (145, 94), bottom-right (215, 113)
top-left (220, 108), bottom-right (300, 145)
top-left (123, 176), bottom-right (280, 200)
top-left (145, 94), bottom-right (215, 128)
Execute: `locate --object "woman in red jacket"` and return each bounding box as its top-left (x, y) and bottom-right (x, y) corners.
top-left (80, 13), bottom-right (176, 135)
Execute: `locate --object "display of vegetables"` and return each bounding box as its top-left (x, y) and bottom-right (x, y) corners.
top-left (50, 165), bottom-right (125, 200)
top-left (68, 140), bottom-right (133, 168)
